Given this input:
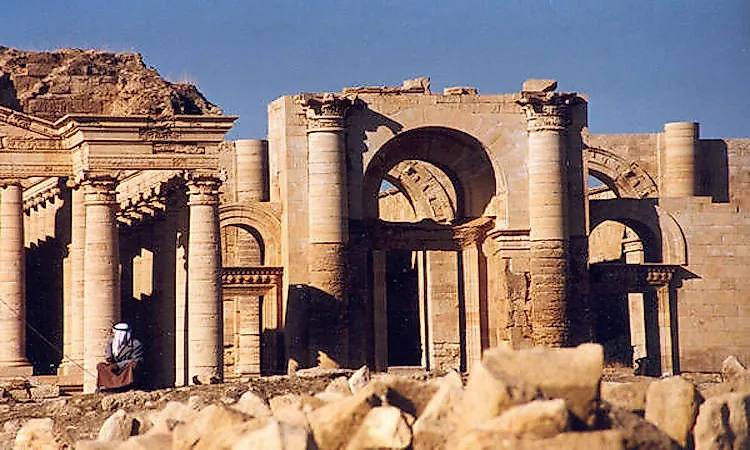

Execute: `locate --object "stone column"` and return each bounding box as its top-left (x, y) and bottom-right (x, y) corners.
top-left (185, 172), bottom-right (223, 384)
top-left (61, 184), bottom-right (85, 377)
top-left (235, 139), bottom-right (269, 202)
top-left (461, 243), bottom-right (484, 368)
top-left (372, 250), bottom-right (387, 371)
top-left (300, 94), bottom-right (353, 367)
top-left (518, 92), bottom-right (576, 347)
top-left (0, 180), bottom-right (33, 376)
top-left (662, 122), bottom-right (699, 197)
top-left (623, 231), bottom-right (646, 369)
top-left (82, 175), bottom-right (120, 392)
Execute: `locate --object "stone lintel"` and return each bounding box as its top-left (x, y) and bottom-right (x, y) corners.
top-left (0, 151), bottom-right (73, 178)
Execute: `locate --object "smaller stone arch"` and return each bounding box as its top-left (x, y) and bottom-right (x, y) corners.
top-left (589, 199), bottom-right (687, 265)
top-left (219, 203), bottom-right (282, 266)
top-left (585, 146), bottom-right (658, 198)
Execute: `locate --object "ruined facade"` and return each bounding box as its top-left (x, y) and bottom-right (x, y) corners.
top-left (0, 49), bottom-right (748, 392)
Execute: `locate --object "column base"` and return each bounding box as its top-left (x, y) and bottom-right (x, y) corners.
top-left (0, 362), bottom-right (33, 377)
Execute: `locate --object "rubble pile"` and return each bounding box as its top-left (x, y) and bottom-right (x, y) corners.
top-left (0, 46), bottom-right (222, 120)
top-left (2, 345), bottom-right (750, 449)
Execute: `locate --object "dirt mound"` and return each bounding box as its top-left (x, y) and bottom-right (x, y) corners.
top-left (0, 46), bottom-right (222, 120)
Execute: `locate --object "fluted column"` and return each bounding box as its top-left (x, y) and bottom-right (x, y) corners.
top-left (662, 122), bottom-right (699, 197)
top-left (60, 183), bottom-right (86, 377)
top-left (185, 172), bottom-right (223, 384)
top-left (82, 175), bottom-right (120, 392)
top-left (0, 180), bottom-right (33, 376)
top-left (518, 92), bottom-right (576, 347)
top-left (300, 93), bottom-right (353, 367)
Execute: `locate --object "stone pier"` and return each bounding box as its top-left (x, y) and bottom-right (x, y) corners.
top-left (0, 180), bottom-right (33, 376)
top-left (662, 122), bottom-right (699, 197)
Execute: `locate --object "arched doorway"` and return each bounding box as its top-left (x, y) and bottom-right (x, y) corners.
top-left (365, 127), bottom-right (496, 372)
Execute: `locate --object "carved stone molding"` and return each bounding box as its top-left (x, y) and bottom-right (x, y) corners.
top-left (585, 146), bottom-right (658, 198)
top-left (22, 178), bottom-right (63, 212)
top-left (222, 266), bottom-right (283, 286)
top-left (0, 178), bottom-right (22, 189)
top-left (153, 143), bottom-right (205, 154)
top-left (517, 92), bottom-right (578, 133)
top-left (138, 125), bottom-right (181, 141)
top-left (298, 93), bottom-right (354, 132)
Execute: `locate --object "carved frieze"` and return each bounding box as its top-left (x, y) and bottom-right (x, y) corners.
top-left (138, 125), bottom-right (181, 141)
top-left (153, 143), bottom-right (205, 154)
top-left (222, 266), bottom-right (284, 286)
top-left (0, 136), bottom-right (62, 150)
top-left (585, 146), bottom-right (658, 198)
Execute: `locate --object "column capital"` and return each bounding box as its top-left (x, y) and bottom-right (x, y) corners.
top-left (0, 178), bottom-right (22, 189)
top-left (517, 92), bottom-right (578, 133)
top-left (299, 93), bottom-right (354, 132)
top-left (185, 170), bottom-right (221, 206)
top-left (81, 173), bottom-right (118, 205)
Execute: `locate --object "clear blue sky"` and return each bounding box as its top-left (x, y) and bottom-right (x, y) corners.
top-left (2, 0), bottom-right (748, 140)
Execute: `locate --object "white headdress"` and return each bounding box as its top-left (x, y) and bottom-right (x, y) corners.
top-left (112, 323), bottom-right (131, 357)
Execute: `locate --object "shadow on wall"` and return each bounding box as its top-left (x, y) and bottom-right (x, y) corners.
top-left (285, 284), bottom-right (348, 370)
top-left (698, 140), bottom-right (729, 203)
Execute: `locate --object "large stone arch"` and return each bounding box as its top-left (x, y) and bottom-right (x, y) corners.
top-left (219, 203), bottom-right (282, 266)
top-left (585, 146), bottom-right (658, 198)
top-left (590, 199), bottom-right (687, 265)
top-left (363, 127), bottom-right (497, 220)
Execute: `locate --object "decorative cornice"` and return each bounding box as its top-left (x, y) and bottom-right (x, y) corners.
top-left (22, 178), bottom-right (63, 212)
top-left (222, 266), bottom-right (283, 286)
top-left (517, 92), bottom-right (579, 133)
top-left (81, 173), bottom-right (119, 206)
top-left (298, 93), bottom-right (354, 132)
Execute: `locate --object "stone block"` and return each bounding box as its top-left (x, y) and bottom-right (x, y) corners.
top-left (455, 429), bottom-right (626, 450)
top-left (13, 418), bottom-right (62, 450)
top-left (412, 371), bottom-right (464, 450)
top-left (694, 392), bottom-right (750, 450)
top-left (172, 404), bottom-right (249, 449)
top-left (601, 381), bottom-right (652, 413)
top-left (603, 405), bottom-right (680, 450)
top-left (480, 399), bottom-right (569, 439)
top-left (233, 390), bottom-right (272, 418)
top-left (645, 376), bottom-right (702, 448)
top-left (98, 409), bottom-right (138, 441)
top-left (522, 79), bottom-right (558, 93)
top-left (345, 406), bottom-right (412, 450)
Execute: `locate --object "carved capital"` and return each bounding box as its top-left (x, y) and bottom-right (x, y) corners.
top-left (185, 170), bottom-right (221, 206)
top-left (0, 178), bottom-right (23, 189)
top-left (81, 173), bottom-right (119, 205)
top-left (299, 93), bottom-right (354, 132)
top-left (517, 92), bottom-right (578, 133)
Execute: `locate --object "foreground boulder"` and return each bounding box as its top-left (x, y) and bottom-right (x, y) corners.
top-left (459, 343), bottom-right (603, 431)
top-left (13, 418), bottom-right (61, 450)
top-left (693, 392), bottom-right (750, 450)
top-left (412, 371), bottom-right (464, 450)
top-left (645, 376), bottom-right (702, 448)
top-left (346, 406), bottom-right (412, 450)
top-left (455, 429), bottom-right (627, 450)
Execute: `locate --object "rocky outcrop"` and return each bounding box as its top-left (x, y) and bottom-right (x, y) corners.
top-left (0, 47), bottom-right (222, 121)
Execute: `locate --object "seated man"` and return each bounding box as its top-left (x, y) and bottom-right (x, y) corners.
top-left (96, 322), bottom-right (144, 392)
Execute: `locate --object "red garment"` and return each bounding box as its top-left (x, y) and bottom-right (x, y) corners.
top-left (96, 360), bottom-right (138, 390)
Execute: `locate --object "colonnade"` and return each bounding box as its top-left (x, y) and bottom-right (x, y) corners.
top-left (0, 171), bottom-right (224, 392)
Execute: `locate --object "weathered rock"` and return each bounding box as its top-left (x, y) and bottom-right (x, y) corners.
top-left (117, 433), bottom-right (172, 449)
top-left (75, 440), bottom-right (119, 450)
top-left (694, 392), bottom-right (750, 450)
top-left (601, 380), bottom-right (651, 413)
top-left (378, 374), bottom-right (440, 417)
top-left (193, 420), bottom-right (266, 450)
top-left (0, 47), bottom-right (222, 121)
top-left (603, 403), bottom-right (680, 450)
top-left (412, 370), bottom-right (464, 450)
top-left (269, 394), bottom-right (311, 430)
top-left (471, 343), bottom-right (602, 426)
top-left (2, 378), bottom-right (60, 401)
top-left (13, 418), bottom-right (61, 450)
top-left (295, 367), bottom-right (352, 379)
top-left (721, 356), bottom-right (747, 382)
top-left (481, 399), bottom-right (569, 439)
top-left (522, 79), bottom-right (558, 93)
top-left (97, 409), bottom-right (137, 441)
top-left (172, 404), bottom-right (249, 449)
top-left (348, 365), bottom-right (371, 394)
top-left (232, 419), bottom-right (314, 449)
top-left (325, 376), bottom-right (352, 397)
top-left (232, 390), bottom-right (272, 418)
top-left (309, 380), bottom-right (389, 450)
top-left (456, 429), bottom-right (626, 450)
top-left (188, 395), bottom-right (209, 411)
top-left (645, 376), bottom-right (702, 448)
top-left (346, 406), bottom-right (412, 450)
top-left (147, 400), bottom-right (198, 434)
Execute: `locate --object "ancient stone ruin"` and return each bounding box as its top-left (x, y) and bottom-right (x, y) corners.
top-left (0, 47), bottom-right (748, 406)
